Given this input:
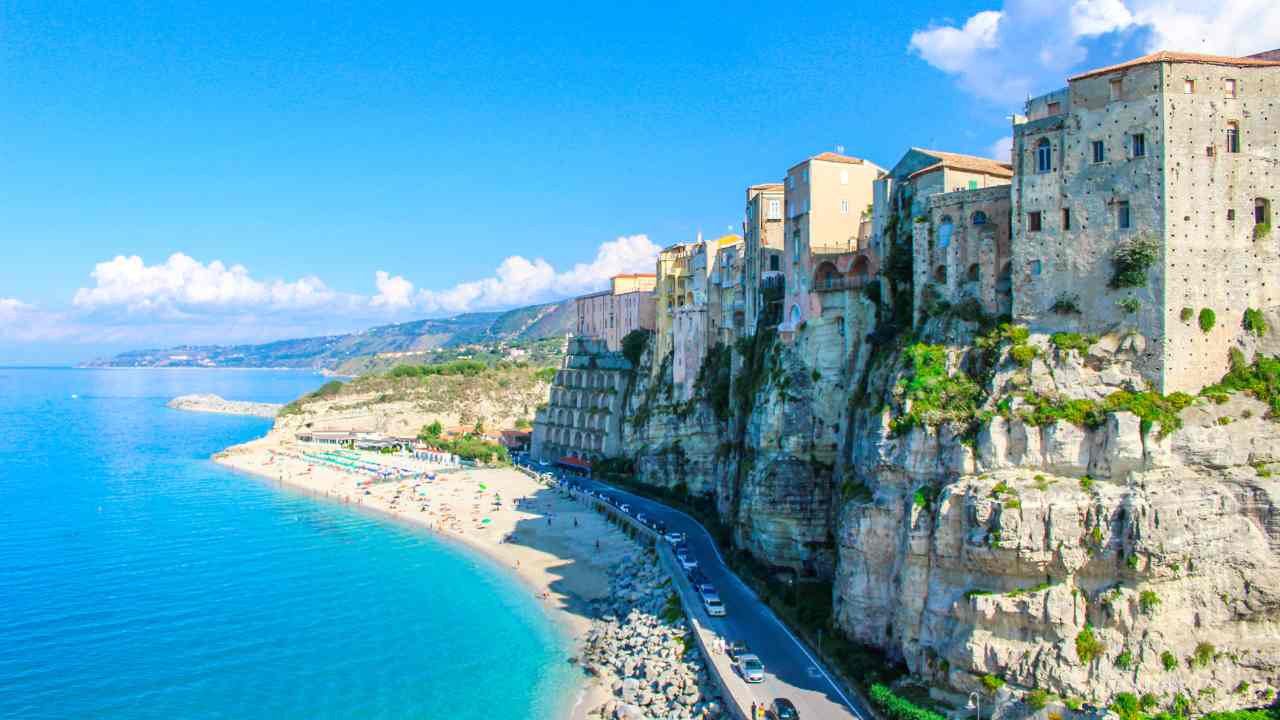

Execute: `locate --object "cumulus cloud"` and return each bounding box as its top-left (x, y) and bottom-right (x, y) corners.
top-left (0, 298), bottom-right (34, 323)
top-left (72, 253), bottom-right (338, 315)
top-left (417, 234), bottom-right (661, 314)
top-left (370, 271), bottom-right (415, 310)
top-left (910, 0), bottom-right (1280, 107)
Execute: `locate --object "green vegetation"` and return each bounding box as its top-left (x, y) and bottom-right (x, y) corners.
top-left (889, 343), bottom-right (984, 434)
top-left (1076, 624), bottom-right (1105, 664)
top-left (1064, 697), bottom-right (1083, 711)
top-left (388, 359), bottom-right (488, 378)
top-left (1079, 475), bottom-right (1096, 492)
top-left (1203, 353), bottom-right (1280, 417)
top-left (621, 329), bottom-right (650, 366)
top-left (1140, 590), bottom-right (1161, 615)
top-left (1010, 343), bottom-right (1039, 367)
top-left (1051, 332), bottom-right (1097, 355)
top-left (1244, 309), bottom-right (1268, 338)
top-left (1161, 650), bottom-right (1178, 671)
top-left (1256, 221), bottom-right (1272, 241)
top-left (869, 684), bottom-right (947, 720)
top-left (1181, 307), bottom-right (1195, 323)
top-left (1116, 650), bottom-right (1134, 670)
top-left (1112, 692), bottom-right (1143, 720)
top-left (1200, 308), bottom-right (1217, 333)
top-left (1019, 389), bottom-right (1193, 438)
top-left (417, 423), bottom-right (508, 464)
top-left (981, 674), bottom-right (1005, 692)
top-left (695, 342), bottom-right (733, 422)
top-left (278, 380), bottom-right (345, 416)
top-left (1193, 641), bottom-right (1216, 668)
top-left (1051, 294), bottom-right (1082, 315)
top-left (1026, 689), bottom-right (1051, 710)
top-left (661, 591), bottom-right (683, 624)
top-left (1120, 297), bottom-right (1142, 314)
top-left (1110, 235), bottom-right (1159, 289)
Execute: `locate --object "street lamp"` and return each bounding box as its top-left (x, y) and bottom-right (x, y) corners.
top-left (967, 692), bottom-right (981, 720)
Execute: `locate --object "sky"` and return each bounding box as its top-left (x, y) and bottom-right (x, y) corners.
top-left (1, 0), bottom-right (1276, 363)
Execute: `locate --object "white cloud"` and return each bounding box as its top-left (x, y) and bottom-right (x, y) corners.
top-left (72, 253), bottom-right (337, 315)
top-left (416, 234), bottom-right (661, 314)
top-left (370, 271), bottom-right (415, 310)
top-left (910, 0), bottom-right (1280, 106)
top-left (988, 136), bottom-right (1013, 162)
top-left (0, 298), bottom-right (34, 323)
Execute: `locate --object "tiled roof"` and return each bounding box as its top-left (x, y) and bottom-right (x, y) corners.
top-left (908, 148), bottom-right (1014, 179)
top-left (749, 182), bottom-right (784, 190)
top-left (789, 151), bottom-right (868, 171)
top-left (1070, 50), bottom-right (1280, 81)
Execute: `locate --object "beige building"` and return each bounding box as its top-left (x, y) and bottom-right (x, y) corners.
top-left (911, 185), bottom-right (1013, 324)
top-left (574, 274), bottom-right (657, 351)
top-left (743, 183), bottom-right (786, 330)
top-left (1010, 50), bottom-right (1280, 393)
top-left (654, 242), bottom-right (699, 377)
top-left (708, 234), bottom-right (746, 346)
top-left (782, 152), bottom-right (883, 333)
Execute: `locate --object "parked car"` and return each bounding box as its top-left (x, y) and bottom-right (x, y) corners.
top-left (696, 582), bottom-right (715, 598)
top-left (736, 654), bottom-right (765, 683)
top-left (727, 640), bottom-right (750, 661)
top-left (635, 513), bottom-right (647, 525)
top-left (619, 504), bottom-right (631, 515)
top-left (769, 698), bottom-right (799, 720)
top-left (679, 555), bottom-right (698, 572)
top-left (702, 594), bottom-right (726, 617)
top-left (664, 531), bottom-right (686, 545)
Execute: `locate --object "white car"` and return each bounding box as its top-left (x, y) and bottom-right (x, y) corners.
top-left (664, 532), bottom-right (686, 545)
top-left (679, 555), bottom-right (698, 571)
top-left (702, 594), bottom-right (726, 617)
top-left (619, 503), bottom-right (631, 515)
top-left (737, 654), bottom-right (765, 683)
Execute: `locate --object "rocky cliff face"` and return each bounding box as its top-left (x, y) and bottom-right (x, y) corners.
top-left (619, 310), bottom-right (1280, 713)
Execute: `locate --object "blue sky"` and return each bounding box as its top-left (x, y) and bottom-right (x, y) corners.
top-left (1, 0), bottom-right (1273, 362)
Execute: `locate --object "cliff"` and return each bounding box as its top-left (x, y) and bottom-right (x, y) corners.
top-left (615, 308), bottom-right (1280, 716)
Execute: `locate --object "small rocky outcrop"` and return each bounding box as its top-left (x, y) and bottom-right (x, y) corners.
top-left (167, 394), bottom-right (281, 418)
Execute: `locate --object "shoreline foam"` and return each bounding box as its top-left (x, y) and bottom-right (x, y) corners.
top-left (214, 434), bottom-right (628, 719)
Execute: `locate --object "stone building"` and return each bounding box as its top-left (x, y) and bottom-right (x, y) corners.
top-left (574, 273), bottom-right (656, 351)
top-left (742, 183), bottom-right (786, 331)
top-left (530, 337), bottom-right (634, 466)
top-left (911, 185), bottom-right (1013, 324)
top-left (1010, 50), bottom-right (1280, 393)
top-left (654, 242), bottom-right (699, 377)
top-left (781, 151), bottom-right (884, 334)
top-left (707, 234), bottom-right (746, 347)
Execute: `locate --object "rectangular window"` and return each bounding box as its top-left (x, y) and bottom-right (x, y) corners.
top-left (1117, 201), bottom-right (1131, 230)
top-left (1132, 133), bottom-right (1145, 158)
top-left (1227, 209), bottom-right (1235, 221)
top-left (767, 199), bottom-right (781, 219)
top-left (840, 170), bottom-right (849, 185)
top-left (1184, 78), bottom-right (1195, 94)
top-left (1028, 211), bottom-right (1043, 232)
top-left (1226, 122), bottom-right (1240, 153)
top-left (802, 169), bottom-right (808, 183)
top-left (1062, 208), bottom-right (1071, 230)
top-left (1091, 140), bottom-right (1105, 163)
top-left (1031, 260), bottom-right (1042, 276)
top-left (786, 176), bottom-right (794, 189)
top-left (1109, 78), bottom-right (1122, 101)
top-left (769, 255), bottom-right (779, 272)
top-left (1047, 101), bottom-right (1061, 115)
top-left (840, 200), bottom-right (849, 215)
top-left (1225, 78), bottom-right (1237, 98)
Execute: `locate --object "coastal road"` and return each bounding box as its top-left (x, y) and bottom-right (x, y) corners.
top-left (532, 464), bottom-right (869, 720)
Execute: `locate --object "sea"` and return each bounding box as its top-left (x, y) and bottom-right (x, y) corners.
top-left (0, 367), bottom-right (578, 720)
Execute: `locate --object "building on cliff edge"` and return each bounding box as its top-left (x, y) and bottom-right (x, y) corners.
top-left (1010, 50), bottom-right (1280, 393)
top-left (574, 273), bottom-right (657, 352)
top-left (530, 337), bottom-right (634, 467)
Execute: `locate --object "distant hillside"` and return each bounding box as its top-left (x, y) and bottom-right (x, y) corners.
top-left (84, 300), bottom-right (576, 370)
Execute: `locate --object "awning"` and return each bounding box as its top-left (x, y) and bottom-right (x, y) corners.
top-left (556, 456), bottom-right (592, 470)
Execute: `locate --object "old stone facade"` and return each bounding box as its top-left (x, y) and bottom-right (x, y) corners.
top-left (530, 337), bottom-right (633, 464)
top-left (911, 185), bottom-right (1013, 324)
top-left (743, 183), bottom-right (786, 332)
top-left (1012, 52), bottom-right (1280, 393)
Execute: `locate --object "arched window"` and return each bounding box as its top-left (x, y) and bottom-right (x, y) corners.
top-left (967, 264), bottom-right (980, 283)
top-left (789, 304), bottom-right (803, 327)
top-left (971, 211), bottom-right (988, 225)
top-left (937, 216), bottom-right (954, 250)
top-left (934, 265), bottom-right (947, 284)
top-left (1036, 139), bottom-right (1052, 173)
top-left (996, 262), bottom-right (1012, 294)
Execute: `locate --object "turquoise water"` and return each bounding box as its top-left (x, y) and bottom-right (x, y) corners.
top-left (0, 368), bottom-right (577, 719)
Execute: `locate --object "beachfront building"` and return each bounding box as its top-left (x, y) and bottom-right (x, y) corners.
top-left (530, 337), bottom-right (634, 468)
top-left (743, 183), bottom-right (786, 330)
top-left (574, 273), bottom-right (657, 351)
top-left (1009, 49), bottom-right (1280, 393)
top-left (780, 152), bottom-right (883, 336)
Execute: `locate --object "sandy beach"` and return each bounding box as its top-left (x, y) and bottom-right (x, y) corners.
top-left (215, 436), bottom-right (633, 719)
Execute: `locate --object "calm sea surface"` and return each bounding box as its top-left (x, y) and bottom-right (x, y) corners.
top-left (0, 368), bottom-right (576, 719)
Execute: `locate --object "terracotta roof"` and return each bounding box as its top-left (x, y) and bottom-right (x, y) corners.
top-left (749, 182), bottom-right (784, 190)
top-left (789, 151), bottom-right (868, 171)
top-left (908, 148), bottom-right (1013, 179)
top-left (1247, 49), bottom-right (1280, 62)
top-left (1070, 50), bottom-right (1280, 81)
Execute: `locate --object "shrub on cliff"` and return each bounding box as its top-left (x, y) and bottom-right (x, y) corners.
top-left (1076, 624), bottom-right (1105, 664)
top-left (1203, 353), bottom-right (1280, 417)
top-left (1244, 308), bottom-right (1268, 338)
top-left (1199, 308), bottom-right (1217, 333)
top-left (1109, 235), bottom-right (1159, 289)
top-left (889, 343), bottom-right (984, 434)
top-left (869, 683), bottom-right (947, 720)
top-left (621, 329), bottom-right (650, 367)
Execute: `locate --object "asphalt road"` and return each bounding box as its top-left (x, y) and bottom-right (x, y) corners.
top-left (525, 462), bottom-right (870, 720)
